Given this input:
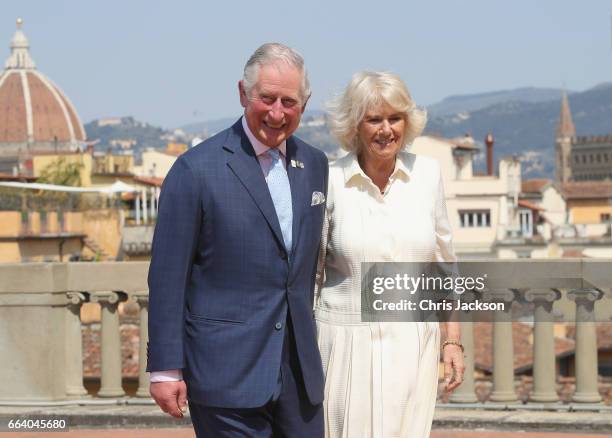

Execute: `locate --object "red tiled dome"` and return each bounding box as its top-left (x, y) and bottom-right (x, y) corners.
top-left (0, 19), bottom-right (85, 154)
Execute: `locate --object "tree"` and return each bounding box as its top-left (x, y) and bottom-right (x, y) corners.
top-left (37, 157), bottom-right (83, 186)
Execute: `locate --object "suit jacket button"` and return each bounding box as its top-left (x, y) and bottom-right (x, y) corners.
top-left (279, 250), bottom-right (287, 260)
top-left (275, 322), bottom-right (283, 330)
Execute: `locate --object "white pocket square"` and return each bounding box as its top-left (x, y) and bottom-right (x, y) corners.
top-left (311, 191), bottom-right (325, 206)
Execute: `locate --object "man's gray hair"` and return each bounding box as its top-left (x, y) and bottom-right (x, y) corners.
top-left (242, 43), bottom-right (311, 102)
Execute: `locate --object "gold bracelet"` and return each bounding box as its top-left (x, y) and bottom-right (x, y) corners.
top-left (442, 339), bottom-right (464, 352)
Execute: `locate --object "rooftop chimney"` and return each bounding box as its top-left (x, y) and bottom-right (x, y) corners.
top-left (485, 132), bottom-right (494, 176)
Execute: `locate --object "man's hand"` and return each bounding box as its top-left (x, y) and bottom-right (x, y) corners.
top-left (150, 380), bottom-right (188, 418)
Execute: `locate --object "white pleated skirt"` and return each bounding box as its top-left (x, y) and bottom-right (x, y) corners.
top-left (316, 308), bottom-right (440, 438)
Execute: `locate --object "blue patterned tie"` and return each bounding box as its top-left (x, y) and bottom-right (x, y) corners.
top-left (266, 148), bottom-right (292, 256)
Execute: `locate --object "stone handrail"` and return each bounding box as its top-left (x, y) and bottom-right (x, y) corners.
top-left (0, 262), bottom-right (148, 402)
top-left (0, 260), bottom-right (610, 403)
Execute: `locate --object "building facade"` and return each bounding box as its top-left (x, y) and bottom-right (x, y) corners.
top-left (410, 135), bottom-right (524, 258)
top-left (555, 91), bottom-right (612, 182)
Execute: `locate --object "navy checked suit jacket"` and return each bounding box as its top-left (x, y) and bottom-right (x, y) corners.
top-left (147, 119), bottom-right (328, 409)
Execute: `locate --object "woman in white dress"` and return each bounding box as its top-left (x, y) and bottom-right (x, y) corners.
top-left (315, 71), bottom-right (464, 438)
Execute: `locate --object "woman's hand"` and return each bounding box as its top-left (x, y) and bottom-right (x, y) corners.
top-left (443, 342), bottom-right (465, 393)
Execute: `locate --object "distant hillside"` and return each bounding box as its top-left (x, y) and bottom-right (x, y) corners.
top-left (84, 117), bottom-right (167, 151)
top-left (87, 83), bottom-right (612, 179)
top-left (84, 117), bottom-right (200, 162)
top-left (426, 82), bottom-right (612, 177)
top-left (427, 87), bottom-right (567, 117)
top-left (180, 116), bottom-right (238, 136)
top-left (177, 110), bottom-right (341, 156)
top-left (295, 120), bottom-right (338, 156)
top-left (179, 110), bottom-right (327, 136)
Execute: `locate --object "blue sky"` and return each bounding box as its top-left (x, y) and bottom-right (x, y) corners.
top-left (2, 1), bottom-right (611, 129)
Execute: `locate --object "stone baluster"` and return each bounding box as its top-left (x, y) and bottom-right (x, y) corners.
top-left (488, 289), bottom-right (519, 403)
top-left (142, 189), bottom-right (148, 224)
top-left (132, 292), bottom-right (150, 398)
top-left (449, 291), bottom-right (478, 403)
top-left (149, 187), bottom-right (156, 219)
top-left (136, 193), bottom-right (141, 225)
top-left (65, 291), bottom-right (89, 398)
top-left (525, 289), bottom-right (561, 403)
top-left (568, 289), bottom-right (603, 403)
top-left (91, 291), bottom-right (127, 398)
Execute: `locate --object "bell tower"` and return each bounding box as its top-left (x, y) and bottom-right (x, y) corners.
top-left (555, 91), bottom-right (575, 182)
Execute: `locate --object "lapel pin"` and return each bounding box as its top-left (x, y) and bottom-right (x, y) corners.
top-left (296, 160), bottom-right (304, 169)
top-left (290, 159), bottom-right (297, 168)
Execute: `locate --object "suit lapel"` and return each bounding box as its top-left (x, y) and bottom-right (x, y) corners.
top-left (286, 137), bottom-right (308, 257)
top-left (225, 121), bottom-right (285, 250)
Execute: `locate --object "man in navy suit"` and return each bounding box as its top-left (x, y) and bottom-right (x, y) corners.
top-left (147, 43), bottom-right (327, 437)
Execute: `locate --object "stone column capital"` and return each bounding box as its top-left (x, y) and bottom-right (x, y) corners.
top-left (90, 291), bottom-right (127, 305)
top-left (567, 288), bottom-right (603, 303)
top-left (65, 291), bottom-right (88, 305)
top-left (484, 289), bottom-right (516, 303)
top-left (524, 288), bottom-right (561, 304)
top-left (130, 291), bottom-right (149, 306)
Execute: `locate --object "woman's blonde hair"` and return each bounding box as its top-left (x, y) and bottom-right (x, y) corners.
top-left (326, 71), bottom-right (427, 152)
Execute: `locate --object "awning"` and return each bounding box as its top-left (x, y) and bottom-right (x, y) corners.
top-left (0, 181), bottom-right (138, 193)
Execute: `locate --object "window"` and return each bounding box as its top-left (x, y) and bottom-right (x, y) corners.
top-left (519, 209), bottom-right (533, 237)
top-left (459, 210), bottom-right (491, 228)
top-left (600, 363), bottom-right (612, 377)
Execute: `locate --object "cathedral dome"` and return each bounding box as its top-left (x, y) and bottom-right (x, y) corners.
top-left (0, 19), bottom-right (86, 157)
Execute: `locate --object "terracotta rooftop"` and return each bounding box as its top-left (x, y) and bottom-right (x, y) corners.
top-left (560, 182), bottom-right (612, 200)
top-left (566, 324), bottom-right (612, 350)
top-left (84, 316), bottom-right (610, 380)
top-left (518, 199), bottom-right (545, 211)
top-left (475, 322), bottom-right (575, 373)
top-left (0, 172), bottom-right (35, 182)
top-left (442, 322), bottom-right (576, 374)
top-left (469, 322), bottom-right (612, 373)
top-left (521, 179), bottom-right (551, 194)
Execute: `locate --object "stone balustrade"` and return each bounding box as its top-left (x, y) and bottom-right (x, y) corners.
top-left (0, 260), bottom-right (610, 405)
